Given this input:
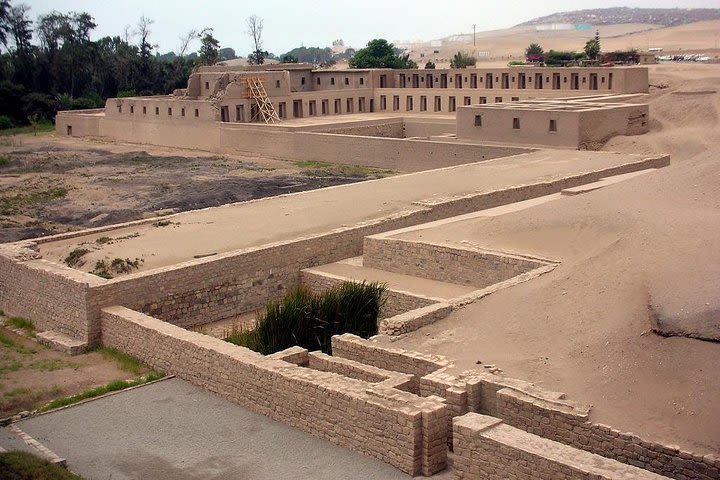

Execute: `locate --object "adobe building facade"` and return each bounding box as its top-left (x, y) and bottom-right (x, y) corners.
top-left (56, 64), bottom-right (649, 138)
top-left (456, 98), bottom-right (649, 149)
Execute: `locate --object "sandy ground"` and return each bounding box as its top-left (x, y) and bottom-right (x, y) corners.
top-left (380, 63), bottom-right (720, 454)
top-left (37, 149), bottom-right (651, 274)
top-left (0, 135), bottom-right (393, 243)
top-left (406, 21), bottom-right (720, 64)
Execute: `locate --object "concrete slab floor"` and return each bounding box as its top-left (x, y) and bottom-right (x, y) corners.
top-left (14, 378), bottom-right (414, 480)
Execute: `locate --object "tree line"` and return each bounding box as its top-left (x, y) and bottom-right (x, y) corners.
top-left (0, 2), bottom-right (250, 127)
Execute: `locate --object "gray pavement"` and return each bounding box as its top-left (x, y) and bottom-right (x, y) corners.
top-left (14, 378), bottom-right (413, 480)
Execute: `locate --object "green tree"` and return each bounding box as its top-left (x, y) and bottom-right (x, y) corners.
top-left (584, 30), bottom-right (601, 60)
top-left (0, 0), bottom-right (11, 52)
top-left (349, 39), bottom-right (415, 69)
top-left (450, 51), bottom-right (476, 68)
top-left (425, 61), bottom-right (436, 69)
top-left (525, 43), bottom-right (543, 56)
top-left (281, 53), bottom-right (298, 63)
top-left (198, 28), bottom-right (220, 66)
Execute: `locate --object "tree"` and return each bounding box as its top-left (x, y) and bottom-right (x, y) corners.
top-left (281, 53), bottom-right (298, 63)
top-left (198, 28), bottom-right (220, 66)
top-left (450, 51), bottom-right (476, 69)
top-left (525, 43), bottom-right (543, 56)
top-left (425, 61), bottom-right (436, 69)
top-left (177, 29), bottom-right (199, 58)
top-left (246, 15), bottom-right (266, 65)
top-left (219, 47), bottom-right (236, 60)
top-left (349, 39), bottom-right (415, 69)
top-left (584, 30), bottom-right (601, 60)
top-left (7, 3), bottom-right (32, 54)
top-left (0, 0), bottom-right (11, 51)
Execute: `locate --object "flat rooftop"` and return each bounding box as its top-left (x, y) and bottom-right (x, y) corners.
top-left (39, 149), bottom-right (654, 273)
top-left (466, 99), bottom-right (642, 112)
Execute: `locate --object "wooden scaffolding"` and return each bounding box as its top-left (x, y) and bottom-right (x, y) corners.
top-left (242, 76), bottom-right (280, 124)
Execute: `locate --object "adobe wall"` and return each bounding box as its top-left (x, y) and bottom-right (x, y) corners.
top-left (453, 414), bottom-right (671, 480)
top-left (99, 115), bottom-right (529, 173)
top-left (363, 237), bottom-right (549, 288)
top-left (456, 106), bottom-right (580, 148)
top-left (55, 110), bottom-right (104, 137)
top-left (100, 306), bottom-right (448, 476)
top-left (0, 244), bottom-right (104, 344)
top-left (578, 104), bottom-right (650, 150)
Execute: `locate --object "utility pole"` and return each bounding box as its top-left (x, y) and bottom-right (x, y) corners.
top-left (473, 24), bottom-right (476, 46)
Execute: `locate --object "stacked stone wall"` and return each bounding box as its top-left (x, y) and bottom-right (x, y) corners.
top-left (100, 306), bottom-right (448, 476)
top-left (363, 237), bottom-right (547, 288)
top-left (0, 248), bottom-right (104, 343)
top-left (496, 388), bottom-right (720, 480)
top-left (453, 414), bottom-right (671, 480)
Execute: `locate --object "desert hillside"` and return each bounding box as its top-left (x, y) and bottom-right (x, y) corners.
top-left (517, 7), bottom-right (720, 28)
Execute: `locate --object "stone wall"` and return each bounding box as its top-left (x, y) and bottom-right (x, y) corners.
top-left (0, 245), bottom-right (104, 343)
top-left (495, 388), bottom-right (720, 480)
top-left (100, 306), bottom-right (448, 476)
top-left (453, 414), bottom-right (670, 480)
top-left (363, 237), bottom-right (549, 288)
top-left (88, 209), bottom-right (439, 330)
top-left (328, 335), bottom-right (718, 480)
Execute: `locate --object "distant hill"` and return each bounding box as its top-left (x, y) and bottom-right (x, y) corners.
top-left (517, 7), bottom-right (720, 28)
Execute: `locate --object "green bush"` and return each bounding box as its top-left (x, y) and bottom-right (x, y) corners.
top-left (0, 451), bottom-right (84, 479)
top-left (0, 115), bottom-right (15, 129)
top-left (227, 282), bottom-right (386, 355)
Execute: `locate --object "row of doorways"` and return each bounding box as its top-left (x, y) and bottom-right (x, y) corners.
top-left (391, 72), bottom-right (605, 90)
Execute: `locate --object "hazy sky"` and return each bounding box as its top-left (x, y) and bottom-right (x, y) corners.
top-left (22, 0), bottom-right (720, 55)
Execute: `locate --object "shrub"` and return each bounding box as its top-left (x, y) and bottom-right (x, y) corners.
top-left (0, 115), bottom-right (15, 129)
top-left (0, 451), bottom-right (84, 479)
top-left (450, 51), bottom-right (476, 69)
top-left (226, 282), bottom-right (386, 355)
top-left (425, 61), bottom-right (436, 69)
top-left (64, 248), bottom-right (90, 267)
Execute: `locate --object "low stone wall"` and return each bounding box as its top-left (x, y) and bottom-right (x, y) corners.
top-left (100, 306), bottom-right (448, 476)
top-left (453, 414), bottom-right (670, 480)
top-left (379, 303), bottom-right (453, 336)
top-left (332, 334), bottom-right (450, 379)
top-left (300, 268), bottom-right (439, 319)
top-left (496, 388), bottom-right (720, 480)
top-left (363, 237), bottom-right (548, 288)
top-left (0, 244), bottom-right (104, 343)
top-left (328, 335), bottom-right (717, 480)
top-left (55, 109), bottom-right (103, 137)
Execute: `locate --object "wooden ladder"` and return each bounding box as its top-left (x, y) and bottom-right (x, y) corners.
top-left (243, 76), bottom-right (280, 124)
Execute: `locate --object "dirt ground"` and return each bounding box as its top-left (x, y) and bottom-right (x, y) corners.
top-left (0, 135), bottom-right (393, 243)
top-left (0, 322), bottom-right (141, 418)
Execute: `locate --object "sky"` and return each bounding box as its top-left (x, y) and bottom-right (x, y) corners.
top-left (22, 0), bottom-right (720, 55)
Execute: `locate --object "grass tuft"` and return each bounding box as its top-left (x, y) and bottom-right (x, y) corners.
top-left (226, 281), bottom-right (386, 355)
top-left (6, 317), bottom-right (34, 333)
top-left (0, 156), bottom-right (9, 168)
top-left (64, 248), bottom-right (89, 267)
top-left (0, 332), bottom-right (37, 355)
top-left (39, 371), bottom-right (165, 412)
top-left (99, 347), bottom-right (143, 374)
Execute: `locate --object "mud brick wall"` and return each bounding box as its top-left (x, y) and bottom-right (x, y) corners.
top-left (0, 252), bottom-right (104, 343)
top-left (100, 306), bottom-right (448, 476)
top-left (300, 269), bottom-right (438, 320)
top-left (363, 237), bottom-right (546, 288)
top-left (496, 388), bottom-right (720, 480)
top-left (453, 414), bottom-right (670, 480)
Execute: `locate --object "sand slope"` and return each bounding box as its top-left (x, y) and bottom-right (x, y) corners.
top-left (390, 64), bottom-right (720, 453)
